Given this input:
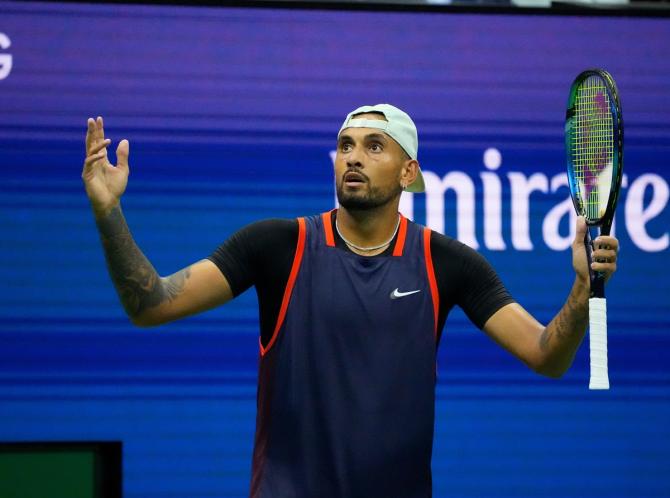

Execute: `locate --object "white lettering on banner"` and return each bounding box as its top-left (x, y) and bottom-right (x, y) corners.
top-left (423, 171), bottom-right (478, 249)
top-left (625, 173), bottom-right (669, 252)
top-left (328, 148), bottom-right (669, 252)
top-left (399, 191), bottom-right (413, 220)
top-left (0, 33), bottom-right (12, 80)
top-left (508, 172), bottom-right (549, 251)
top-left (542, 174), bottom-right (576, 251)
top-left (481, 148), bottom-right (506, 250)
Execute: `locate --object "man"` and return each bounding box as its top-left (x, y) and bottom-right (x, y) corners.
top-left (82, 104), bottom-right (618, 498)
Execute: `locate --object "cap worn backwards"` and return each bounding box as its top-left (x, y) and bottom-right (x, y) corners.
top-left (338, 103), bottom-right (425, 193)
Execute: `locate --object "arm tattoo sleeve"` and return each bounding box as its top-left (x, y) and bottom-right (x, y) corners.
top-left (95, 206), bottom-right (190, 318)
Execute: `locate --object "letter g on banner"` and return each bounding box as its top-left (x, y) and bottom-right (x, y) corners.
top-left (0, 33), bottom-right (13, 80)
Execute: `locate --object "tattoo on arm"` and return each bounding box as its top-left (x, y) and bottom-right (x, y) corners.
top-left (539, 282), bottom-right (589, 353)
top-left (96, 206), bottom-right (191, 318)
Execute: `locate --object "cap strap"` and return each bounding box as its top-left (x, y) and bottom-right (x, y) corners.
top-left (343, 118), bottom-right (389, 132)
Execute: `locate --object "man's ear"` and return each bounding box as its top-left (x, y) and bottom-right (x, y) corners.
top-left (401, 159), bottom-right (419, 188)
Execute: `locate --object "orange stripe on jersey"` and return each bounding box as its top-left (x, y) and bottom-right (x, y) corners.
top-left (322, 211), bottom-right (335, 247)
top-left (261, 217), bottom-right (307, 356)
top-left (392, 215), bottom-right (408, 257)
top-left (423, 227), bottom-right (439, 336)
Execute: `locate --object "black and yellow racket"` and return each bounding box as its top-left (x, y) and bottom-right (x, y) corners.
top-left (565, 69), bottom-right (623, 390)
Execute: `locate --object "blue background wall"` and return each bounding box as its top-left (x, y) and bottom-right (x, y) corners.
top-left (1, 2), bottom-right (669, 497)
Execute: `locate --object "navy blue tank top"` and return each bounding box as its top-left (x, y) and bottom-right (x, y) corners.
top-left (250, 211), bottom-right (439, 498)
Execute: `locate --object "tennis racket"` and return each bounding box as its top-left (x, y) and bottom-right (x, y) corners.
top-left (565, 69), bottom-right (623, 390)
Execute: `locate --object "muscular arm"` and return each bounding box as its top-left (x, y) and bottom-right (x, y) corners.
top-left (483, 218), bottom-right (618, 378)
top-left (483, 279), bottom-right (589, 378)
top-left (539, 278), bottom-right (590, 373)
top-left (96, 205), bottom-right (233, 327)
top-left (83, 117), bottom-right (232, 327)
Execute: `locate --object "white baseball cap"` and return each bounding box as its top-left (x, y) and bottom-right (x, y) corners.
top-left (338, 103), bottom-right (425, 193)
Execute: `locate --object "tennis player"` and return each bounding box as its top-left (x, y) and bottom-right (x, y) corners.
top-left (82, 104), bottom-right (619, 498)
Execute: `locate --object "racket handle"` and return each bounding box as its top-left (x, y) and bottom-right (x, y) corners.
top-left (588, 297), bottom-right (610, 390)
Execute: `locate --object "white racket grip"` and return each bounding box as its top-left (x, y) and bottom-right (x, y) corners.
top-left (589, 297), bottom-right (610, 390)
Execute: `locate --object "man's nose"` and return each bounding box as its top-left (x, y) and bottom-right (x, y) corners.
top-left (346, 147), bottom-right (363, 168)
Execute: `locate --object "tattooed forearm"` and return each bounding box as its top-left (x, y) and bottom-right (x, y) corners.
top-left (540, 288), bottom-right (588, 350)
top-left (537, 279), bottom-right (589, 376)
top-left (95, 206), bottom-right (190, 319)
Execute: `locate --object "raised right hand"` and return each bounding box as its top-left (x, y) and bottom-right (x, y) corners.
top-left (82, 116), bottom-right (130, 217)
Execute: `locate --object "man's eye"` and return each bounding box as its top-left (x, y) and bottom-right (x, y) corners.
top-left (369, 143), bottom-right (382, 152)
top-left (341, 143), bottom-right (353, 152)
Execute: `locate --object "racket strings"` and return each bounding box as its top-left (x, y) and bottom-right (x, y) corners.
top-left (570, 75), bottom-right (614, 220)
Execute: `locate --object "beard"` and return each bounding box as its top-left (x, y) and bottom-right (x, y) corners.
top-left (336, 176), bottom-right (402, 211)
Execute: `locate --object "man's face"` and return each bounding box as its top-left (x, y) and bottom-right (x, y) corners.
top-left (335, 113), bottom-right (407, 211)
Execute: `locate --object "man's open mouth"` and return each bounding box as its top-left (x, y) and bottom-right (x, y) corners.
top-left (344, 171), bottom-right (367, 186)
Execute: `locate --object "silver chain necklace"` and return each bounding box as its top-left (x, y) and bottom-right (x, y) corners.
top-left (334, 214), bottom-right (401, 252)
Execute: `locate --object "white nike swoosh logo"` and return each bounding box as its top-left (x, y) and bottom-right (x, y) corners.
top-left (390, 288), bottom-right (422, 299)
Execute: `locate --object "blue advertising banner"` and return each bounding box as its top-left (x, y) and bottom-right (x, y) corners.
top-left (0, 2), bottom-right (668, 497)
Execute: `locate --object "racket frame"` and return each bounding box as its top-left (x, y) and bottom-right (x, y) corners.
top-left (565, 68), bottom-right (624, 299)
top-left (564, 68), bottom-right (623, 390)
